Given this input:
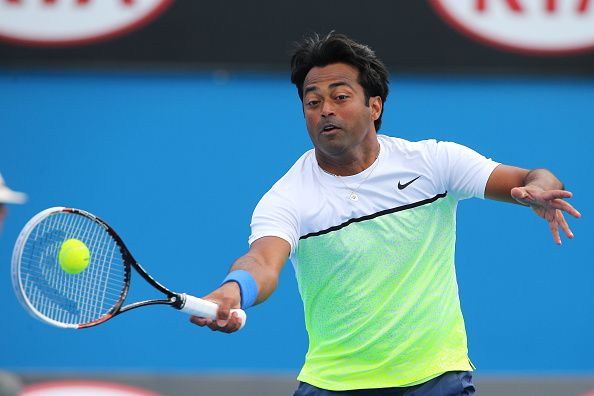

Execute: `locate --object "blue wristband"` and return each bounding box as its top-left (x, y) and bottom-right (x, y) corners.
top-left (221, 270), bottom-right (258, 310)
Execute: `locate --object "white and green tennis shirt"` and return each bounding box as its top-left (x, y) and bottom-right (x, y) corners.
top-left (249, 135), bottom-right (499, 390)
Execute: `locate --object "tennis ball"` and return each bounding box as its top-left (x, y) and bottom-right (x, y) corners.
top-left (59, 239), bottom-right (90, 274)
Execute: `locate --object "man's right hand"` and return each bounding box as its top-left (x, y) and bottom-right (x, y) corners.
top-left (189, 281), bottom-right (243, 333)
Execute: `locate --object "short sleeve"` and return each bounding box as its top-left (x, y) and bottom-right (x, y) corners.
top-left (248, 185), bottom-right (300, 252)
top-left (434, 141), bottom-right (500, 200)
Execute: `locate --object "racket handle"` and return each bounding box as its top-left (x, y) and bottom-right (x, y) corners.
top-left (179, 293), bottom-right (246, 330)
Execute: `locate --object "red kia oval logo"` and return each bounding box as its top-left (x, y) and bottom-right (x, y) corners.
top-left (23, 380), bottom-right (165, 396)
top-left (429, 0), bottom-right (594, 55)
top-left (0, 0), bottom-right (175, 47)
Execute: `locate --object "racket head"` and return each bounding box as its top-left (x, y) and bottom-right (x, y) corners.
top-left (12, 207), bottom-right (131, 329)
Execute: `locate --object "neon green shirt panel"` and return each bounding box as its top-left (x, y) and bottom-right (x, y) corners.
top-left (295, 193), bottom-right (472, 390)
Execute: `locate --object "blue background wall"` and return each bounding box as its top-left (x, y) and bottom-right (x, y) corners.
top-left (0, 70), bottom-right (592, 375)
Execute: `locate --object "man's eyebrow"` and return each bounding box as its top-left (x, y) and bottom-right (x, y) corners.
top-left (304, 86), bottom-right (319, 95)
top-left (329, 82), bottom-right (350, 90)
top-left (304, 81), bottom-right (350, 95)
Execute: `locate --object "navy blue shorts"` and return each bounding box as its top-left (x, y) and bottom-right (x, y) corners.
top-left (293, 371), bottom-right (475, 396)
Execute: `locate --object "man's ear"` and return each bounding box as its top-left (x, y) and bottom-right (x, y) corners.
top-left (370, 96), bottom-right (382, 121)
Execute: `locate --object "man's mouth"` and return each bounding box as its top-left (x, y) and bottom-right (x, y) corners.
top-left (321, 124), bottom-right (340, 133)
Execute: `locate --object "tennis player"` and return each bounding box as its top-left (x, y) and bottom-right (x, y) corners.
top-left (190, 34), bottom-right (581, 395)
top-left (0, 171), bottom-right (28, 237)
top-left (0, 171), bottom-right (26, 396)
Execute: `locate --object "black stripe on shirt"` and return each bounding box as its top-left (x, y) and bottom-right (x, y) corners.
top-left (299, 191), bottom-right (448, 241)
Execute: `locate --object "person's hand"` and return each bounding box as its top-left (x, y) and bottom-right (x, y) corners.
top-left (189, 282), bottom-right (243, 333)
top-left (511, 186), bottom-right (581, 245)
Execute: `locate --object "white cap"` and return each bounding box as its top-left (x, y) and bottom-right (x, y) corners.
top-left (0, 172), bottom-right (27, 204)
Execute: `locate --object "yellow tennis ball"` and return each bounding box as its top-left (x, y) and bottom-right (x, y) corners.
top-left (59, 239), bottom-right (90, 274)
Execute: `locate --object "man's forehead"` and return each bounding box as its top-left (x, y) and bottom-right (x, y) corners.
top-left (303, 63), bottom-right (360, 90)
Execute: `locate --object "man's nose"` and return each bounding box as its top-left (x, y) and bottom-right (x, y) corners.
top-left (321, 101), bottom-right (335, 117)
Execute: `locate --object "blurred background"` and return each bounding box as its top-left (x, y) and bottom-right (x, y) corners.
top-left (0, 1), bottom-right (592, 395)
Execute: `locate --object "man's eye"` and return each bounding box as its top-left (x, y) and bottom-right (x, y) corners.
top-left (336, 95), bottom-right (348, 101)
top-left (306, 100), bottom-right (320, 106)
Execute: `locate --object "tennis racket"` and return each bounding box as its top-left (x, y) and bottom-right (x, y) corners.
top-left (11, 207), bottom-right (246, 329)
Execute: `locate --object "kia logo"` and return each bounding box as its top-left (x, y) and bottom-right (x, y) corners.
top-left (0, 0), bottom-right (175, 47)
top-left (22, 380), bottom-right (164, 396)
top-left (429, 0), bottom-right (594, 54)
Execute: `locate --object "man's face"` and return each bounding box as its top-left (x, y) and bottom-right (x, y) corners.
top-left (302, 63), bottom-right (381, 160)
top-left (0, 204), bottom-right (6, 237)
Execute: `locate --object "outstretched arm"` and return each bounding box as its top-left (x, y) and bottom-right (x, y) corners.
top-left (484, 165), bottom-right (581, 245)
top-left (189, 236), bottom-right (291, 333)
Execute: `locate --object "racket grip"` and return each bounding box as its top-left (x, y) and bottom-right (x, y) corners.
top-left (179, 293), bottom-right (246, 330)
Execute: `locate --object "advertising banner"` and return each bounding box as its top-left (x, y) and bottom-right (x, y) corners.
top-left (0, 1), bottom-right (593, 74)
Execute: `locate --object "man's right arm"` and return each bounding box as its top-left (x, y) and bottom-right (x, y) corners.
top-left (189, 236), bottom-right (291, 333)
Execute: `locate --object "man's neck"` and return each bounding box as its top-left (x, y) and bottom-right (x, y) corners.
top-left (316, 141), bottom-right (380, 177)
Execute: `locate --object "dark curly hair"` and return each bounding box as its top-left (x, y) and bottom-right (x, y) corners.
top-left (290, 33), bottom-right (390, 132)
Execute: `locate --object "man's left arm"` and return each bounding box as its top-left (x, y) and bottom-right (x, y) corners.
top-left (484, 164), bottom-right (581, 245)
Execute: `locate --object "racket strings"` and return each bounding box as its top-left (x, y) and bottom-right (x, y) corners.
top-left (19, 211), bottom-right (129, 326)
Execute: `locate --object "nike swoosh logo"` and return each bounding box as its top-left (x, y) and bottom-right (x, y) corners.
top-left (398, 175), bottom-right (421, 190)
